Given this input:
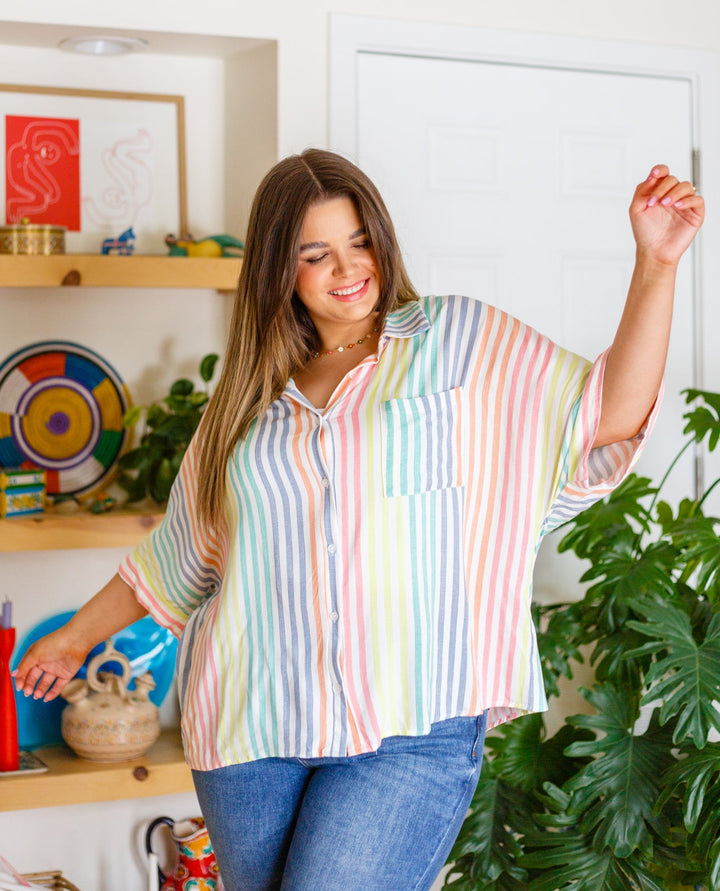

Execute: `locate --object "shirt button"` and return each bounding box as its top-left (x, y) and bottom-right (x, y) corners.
top-left (332, 680), bottom-right (342, 693)
top-left (321, 478), bottom-right (330, 488)
top-left (330, 611), bottom-right (339, 623)
top-left (327, 543), bottom-right (337, 555)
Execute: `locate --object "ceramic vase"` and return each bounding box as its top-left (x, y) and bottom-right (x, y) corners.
top-left (61, 639), bottom-right (160, 762)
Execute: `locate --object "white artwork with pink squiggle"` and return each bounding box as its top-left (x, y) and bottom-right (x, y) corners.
top-left (83, 128), bottom-right (153, 229)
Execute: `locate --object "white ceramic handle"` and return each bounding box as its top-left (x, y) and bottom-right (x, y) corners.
top-left (86, 640), bottom-right (133, 693)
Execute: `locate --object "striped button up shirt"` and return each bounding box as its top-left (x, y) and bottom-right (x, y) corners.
top-left (119, 295), bottom-right (656, 770)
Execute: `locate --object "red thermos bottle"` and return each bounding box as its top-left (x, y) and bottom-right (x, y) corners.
top-left (0, 623), bottom-right (19, 772)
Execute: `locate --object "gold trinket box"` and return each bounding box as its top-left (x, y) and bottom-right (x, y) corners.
top-left (0, 217), bottom-right (66, 254)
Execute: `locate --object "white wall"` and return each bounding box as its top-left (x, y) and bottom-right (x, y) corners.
top-left (1, 1), bottom-right (719, 887)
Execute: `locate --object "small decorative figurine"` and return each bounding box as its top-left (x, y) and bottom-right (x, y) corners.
top-left (101, 227), bottom-right (136, 255)
top-left (165, 232), bottom-right (244, 257)
top-left (0, 468), bottom-right (46, 518)
top-left (61, 639), bottom-right (160, 762)
top-left (89, 491), bottom-right (115, 513)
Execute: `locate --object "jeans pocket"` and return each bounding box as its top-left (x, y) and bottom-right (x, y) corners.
top-left (381, 388), bottom-right (465, 497)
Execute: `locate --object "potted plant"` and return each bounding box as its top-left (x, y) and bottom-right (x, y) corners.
top-left (116, 353), bottom-right (219, 504)
top-left (445, 389), bottom-right (720, 891)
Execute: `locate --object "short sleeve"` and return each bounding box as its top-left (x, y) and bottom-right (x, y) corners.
top-left (542, 347), bottom-right (662, 534)
top-left (118, 436), bottom-right (228, 638)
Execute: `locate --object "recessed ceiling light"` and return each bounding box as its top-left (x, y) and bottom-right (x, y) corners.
top-left (59, 35), bottom-right (148, 56)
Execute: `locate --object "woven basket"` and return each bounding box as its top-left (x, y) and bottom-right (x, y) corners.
top-left (20, 872), bottom-right (81, 891)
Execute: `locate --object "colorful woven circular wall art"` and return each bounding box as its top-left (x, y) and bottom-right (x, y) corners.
top-left (0, 341), bottom-right (130, 498)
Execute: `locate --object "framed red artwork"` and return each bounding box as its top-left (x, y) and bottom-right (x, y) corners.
top-left (0, 84), bottom-right (187, 254)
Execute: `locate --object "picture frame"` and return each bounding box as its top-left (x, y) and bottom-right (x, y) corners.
top-left (0, 83), bottom-right (187, 254)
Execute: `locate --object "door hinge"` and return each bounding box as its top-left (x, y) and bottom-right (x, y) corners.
top-left (692, 148), bottom-right (701, 191)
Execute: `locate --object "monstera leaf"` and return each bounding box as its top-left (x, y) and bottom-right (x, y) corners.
top-left (683, 388), bottom-right (720, 451)
top-left (627, 605), bottom-right (720, 747)
top-left (557, 474), bottom-right (655, 561)
top-left (660, 744), bottom-right (720, 890)
top-left (486, 713), bottom-right (592, 793)
top-left (579, 540), bottom-right (678, 620)
top-left (564, 686), bottom-right (675, 858)
top-left (520, 785), bottom-right (668, 891)
top-left (674, 515), bottom-right (720, 605)
top-left (445, 767), bottom-right (530, 890)
top-left (590, 626), bottom-right (652, 691)
top-left (533, 603), bottom-right (584, 698)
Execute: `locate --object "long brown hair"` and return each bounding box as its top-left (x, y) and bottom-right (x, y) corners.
top-left (197, 148), bottom-right (419, 528)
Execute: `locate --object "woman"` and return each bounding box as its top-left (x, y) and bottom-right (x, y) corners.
top-left (13, 150), bottom-right (704, 890)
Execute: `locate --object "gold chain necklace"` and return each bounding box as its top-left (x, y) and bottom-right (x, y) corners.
top-left (310, 326), bottom-right (379, 360)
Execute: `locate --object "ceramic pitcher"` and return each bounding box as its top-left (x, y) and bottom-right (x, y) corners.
top-left (61, 639), bottom-right (159, 761)
top-left (146, 815), bottom-right (222, 891)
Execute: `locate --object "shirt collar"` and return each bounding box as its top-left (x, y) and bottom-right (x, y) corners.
top-left (381, 299), bottom-right (430, 342)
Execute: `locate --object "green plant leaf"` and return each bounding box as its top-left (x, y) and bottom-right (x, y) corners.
top-left (660, 742), bottom-right (720, 833)
top-left (170, 378), bottom-right (194, 397)
top-left (190, 391), bottom-right (209, 408)
top-left (200, 352), bottom-right (219, 383)
top-left (445, 766), bottom-right (530, 890)
top-left (564, 686), bottom-right (675, 858)
top-left (655, 499), bottom-right (720, 603)
top-left (659, 744), bottom-right (720, 888)
top-left (534, 603), bottom-right (584, 698)
top-left (116, 447), bottom-right (153, 471)
top-left (683, 389), bottom-right (720, 451)
top-left (115, 466), bottom-right (151, 503)
top-left (151, 414), bottom-right (199, 446)
top-left (520, 784), bottom-right (668, 891)
top-left (145, 404), bottom-right (169, 428)
top-left (486, 713), bottom-right (593, 794)
top-left (579, 542), bottom-right (678, 633)
top-left (148, 457), bottom-right (175, 503)
top-left (523, 828), bottom-right (667, 891)
top-left (557, 474), bottom-right (655, 561)
top-left (627, 606), bottom-right (720, 748)
top-left (123, 405), bottom-right (143, 428)
top-left (671, 514), bottom-right (720, 605)
top-left (590, 627), bottom-right (650, 690)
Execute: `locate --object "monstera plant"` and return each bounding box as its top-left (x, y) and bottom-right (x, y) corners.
top-left (116, 353), bottom-right (219, 504)
top-left (445, 389), bottom-right (720, 891)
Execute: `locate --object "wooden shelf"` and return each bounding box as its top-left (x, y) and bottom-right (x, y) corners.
top-left (0, 507), bottom-right (164, 552)
top-left (0, 254), bottom-right (242, 290)
top-left (0, 730), bottom-right (193, 811)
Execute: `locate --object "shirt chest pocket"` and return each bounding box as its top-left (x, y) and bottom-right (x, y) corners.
top-left (381, 388), bottom-right (464, 497)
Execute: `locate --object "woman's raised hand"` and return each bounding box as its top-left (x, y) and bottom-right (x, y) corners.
top-left (629, 164), bottom-right (705, 266)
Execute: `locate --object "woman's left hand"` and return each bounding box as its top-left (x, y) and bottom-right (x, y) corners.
top-left (629, 164), bottom-right (705, 266)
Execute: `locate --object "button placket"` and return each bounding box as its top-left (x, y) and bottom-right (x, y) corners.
top-left (312, 416), bottom-right (347, 752)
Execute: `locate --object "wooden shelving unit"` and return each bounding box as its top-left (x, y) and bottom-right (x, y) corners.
top-left (0, 254), bottom-right (242, 290)
top-left (0, 254), bottom-right (220, 811)
top-left (0, 730), bottom-right (193, 812)
top-left (0, 507), bottom-right (165, 552)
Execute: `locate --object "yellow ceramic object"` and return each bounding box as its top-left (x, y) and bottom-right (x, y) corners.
top-left (176, 239), bottom-right (223, 258)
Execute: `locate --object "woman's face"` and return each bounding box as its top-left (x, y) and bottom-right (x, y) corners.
top-left (295, 196), bottom-right (380, 340)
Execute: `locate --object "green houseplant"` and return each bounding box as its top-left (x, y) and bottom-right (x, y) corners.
top-left (445, 389), bottom-right (720, 891)
top-left (116, 353), bottom-right (219, 504)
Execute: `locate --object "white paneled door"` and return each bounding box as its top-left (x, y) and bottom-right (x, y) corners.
top-left (345, 48), bottom-right (696, 501)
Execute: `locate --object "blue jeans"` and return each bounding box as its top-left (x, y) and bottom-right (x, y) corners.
top-left (192, 714), bottom-right (486, 891)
